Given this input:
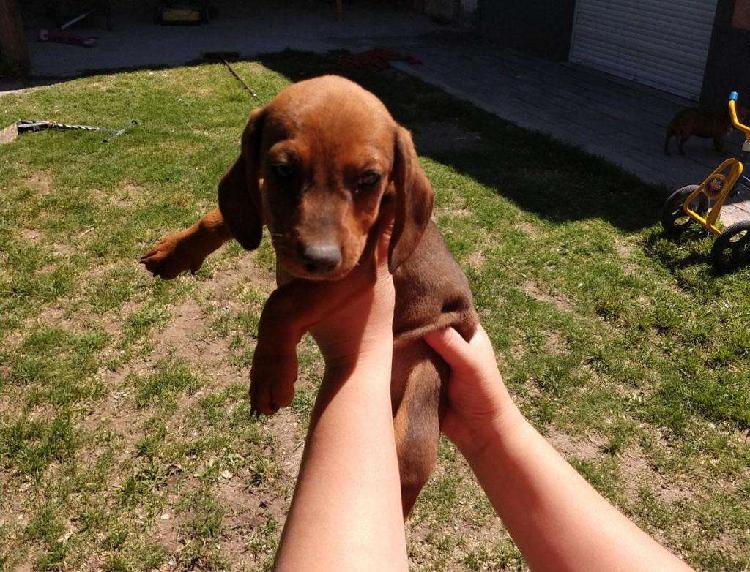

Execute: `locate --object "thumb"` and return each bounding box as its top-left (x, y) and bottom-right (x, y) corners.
top-left (374, 218), bottom-right (394, 271)
top-left (424, 327), bottom-right (474, 372)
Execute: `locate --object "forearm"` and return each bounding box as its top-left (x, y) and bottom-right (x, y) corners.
top-left (467, 408), bottom-right (691, 572)
top-left (274, 347), bottom-right (408, 571)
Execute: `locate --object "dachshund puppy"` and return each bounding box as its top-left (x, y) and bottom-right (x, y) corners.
top-left (141, 75), bottom-right (477, 514)
top-left (664, 105), bottom-right (748, 156)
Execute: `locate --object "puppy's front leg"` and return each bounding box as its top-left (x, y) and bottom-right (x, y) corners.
top-left (141, 208), bottom-right (231, 279)
top-left (250, 260), bottom-right (378, 415)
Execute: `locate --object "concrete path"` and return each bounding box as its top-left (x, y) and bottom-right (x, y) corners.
top-left (4, 2), bottom-right (737, 189)
top-left (16, 2), bottom-right (440, 78)
top-left (391, 35), bottom-right (737, 190)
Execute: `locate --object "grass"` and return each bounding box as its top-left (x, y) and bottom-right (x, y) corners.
top-left (1, 50), bottom-right (749, 570)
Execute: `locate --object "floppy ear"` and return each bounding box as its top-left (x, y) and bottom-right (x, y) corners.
top-left (218, 107), bottom-right (265, 250)
top-left (389, 125), bottom-right (434, 272)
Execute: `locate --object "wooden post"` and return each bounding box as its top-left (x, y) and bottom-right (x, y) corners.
top-left (0, 0), bottom-right (29, 76)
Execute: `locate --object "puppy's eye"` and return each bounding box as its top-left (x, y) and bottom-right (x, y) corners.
top-left (271, 163), bottom-right (294, 179)
top-left (357, 171), bottom-right (381, 190)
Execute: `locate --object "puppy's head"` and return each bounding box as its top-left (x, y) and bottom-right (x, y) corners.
top-left (218, 75), bottom-right (433, 280)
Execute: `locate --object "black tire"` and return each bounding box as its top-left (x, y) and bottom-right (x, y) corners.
top-left (661, 185), bottom-right (707, 236)
top-left (711, 221), bottom-right (750, 272)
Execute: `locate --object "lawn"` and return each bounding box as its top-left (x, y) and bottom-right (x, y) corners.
top-left (1, 51), bottom-right (749, 571)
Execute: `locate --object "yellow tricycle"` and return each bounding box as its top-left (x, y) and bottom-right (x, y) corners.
top-left (662, 91), bottom-right (750, 271)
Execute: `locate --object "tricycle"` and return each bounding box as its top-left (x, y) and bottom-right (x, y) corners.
top-left (662, 91), bottom-right (750, 271)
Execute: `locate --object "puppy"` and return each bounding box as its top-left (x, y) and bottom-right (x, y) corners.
top-left (664, 105), bottom-right (747, 156)
top-left (141, 75), bottom-right (478, 514)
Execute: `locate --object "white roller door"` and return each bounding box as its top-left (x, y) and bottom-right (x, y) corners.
top-left (570, 0), bottom-right (719, 100)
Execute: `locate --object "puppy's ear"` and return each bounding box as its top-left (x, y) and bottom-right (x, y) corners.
top-left (389, 125), bottom-right (434, 272)
top-left (218, 107), bottom-right (265, 250)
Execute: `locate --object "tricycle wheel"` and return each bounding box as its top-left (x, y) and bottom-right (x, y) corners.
top-left (661, 185), bottom-right (707, 235)
top-left (711, 221), bottom-right (750, 272)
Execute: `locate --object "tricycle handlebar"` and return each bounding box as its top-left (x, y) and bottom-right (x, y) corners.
top-left (728, 91), bottom-right (750, 137)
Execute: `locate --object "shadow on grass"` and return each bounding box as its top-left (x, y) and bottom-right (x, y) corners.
top-left (251, 50), bottom-right (665, 233)
top-left (645, 223), bottom-right (750, 276)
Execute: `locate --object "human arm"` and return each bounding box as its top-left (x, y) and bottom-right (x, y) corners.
top-left (273, 231), bottom-right (408, 571)
top-left (425, 326), bottom-right (692, 572)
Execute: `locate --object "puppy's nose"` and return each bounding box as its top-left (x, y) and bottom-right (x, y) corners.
top-left (301, 243), bottom-right (342, 273)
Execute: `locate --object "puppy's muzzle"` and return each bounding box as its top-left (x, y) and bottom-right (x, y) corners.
top-left (300, 242), bottom-right (342, 274)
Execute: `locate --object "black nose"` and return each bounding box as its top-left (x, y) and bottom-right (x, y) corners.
top-left (301, 243), bottom-right (342, 273)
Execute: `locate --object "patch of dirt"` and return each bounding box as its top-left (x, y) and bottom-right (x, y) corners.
top-left (155, 501), bottom-right (186, 557)
top-left (618, 444), bottom-right (691, 506)
top-left (10, 305), bottom-right (115, 358)
top-left (265, 409), bottom-right (304, 484)
top-left (215, 472), bottom-right (289, 565)
top-left (544, 330), bottom-right (565, 355)
top-left (411, 120), bottom-right (483, 155)
top-left (77, 259), bottom-right (269, 502)
top-left (509, 342), bottom-right (525, 362)
top-left (521, 281), bottom-right (573, 312)
top-left (211, 253), bottom-right (276, 303)
top-left (25, 172), bottom-right (53, 195)
top-left (614, 238), bottom-right (639, 275)
top-left (435, 206), bottom-right (472, 219)
top-left (156, 298), bottom-right (205, 362)
top-left (407, 451), bottom-right (517, 569)
top-left (466, 250), bottom-right (485, 271)
top-left (517, 220), bottom-right (540, 238)
top-left (546, 427), bottom-right (604, 460)
top-left (19, 228), bottom-right (41, 242)
top-left (614, 238), bottom-right (634, 259)
top-left (93, 183), bottom-right (145, 209)
top-left (51, 242), bottom-right (73, 257)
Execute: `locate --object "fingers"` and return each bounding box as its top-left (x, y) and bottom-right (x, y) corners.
top-left (424, 327), bottom-right (474, 371)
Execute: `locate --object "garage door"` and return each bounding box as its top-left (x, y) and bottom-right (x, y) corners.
top-left (569, 0), bottom-right (719, 100)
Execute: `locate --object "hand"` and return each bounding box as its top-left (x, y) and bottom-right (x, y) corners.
top-left (311, 226), bottom-right (395, 370)
top-left (424, 325), bottom-right (519, 456)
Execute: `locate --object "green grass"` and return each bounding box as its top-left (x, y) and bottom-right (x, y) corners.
top-left (1, 51), bottom-right (749, 570)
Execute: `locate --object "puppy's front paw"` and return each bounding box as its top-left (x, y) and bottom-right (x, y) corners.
top-left (140, 232), bottom-right (204, 279)
top-left (249, 348), bottom-right (298, 415)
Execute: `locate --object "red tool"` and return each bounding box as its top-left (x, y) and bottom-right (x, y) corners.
top-left (39, 10), bottom-right (98, 48)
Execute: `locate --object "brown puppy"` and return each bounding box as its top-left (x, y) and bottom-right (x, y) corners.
top-left (664, 105), bottom-right (748, 156)
top-left (141, 75), bottom-right (477, 514)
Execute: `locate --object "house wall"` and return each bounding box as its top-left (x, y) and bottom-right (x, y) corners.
top-left (477, 0), bottom-right (576, 61)
top-left (0, 0), bottom-right (29, 76)
top-left (701, 0), bottom-right (750, 109)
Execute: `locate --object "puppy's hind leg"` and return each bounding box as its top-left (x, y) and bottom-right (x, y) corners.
top-left (392, 340), bottom-right (448, 516)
